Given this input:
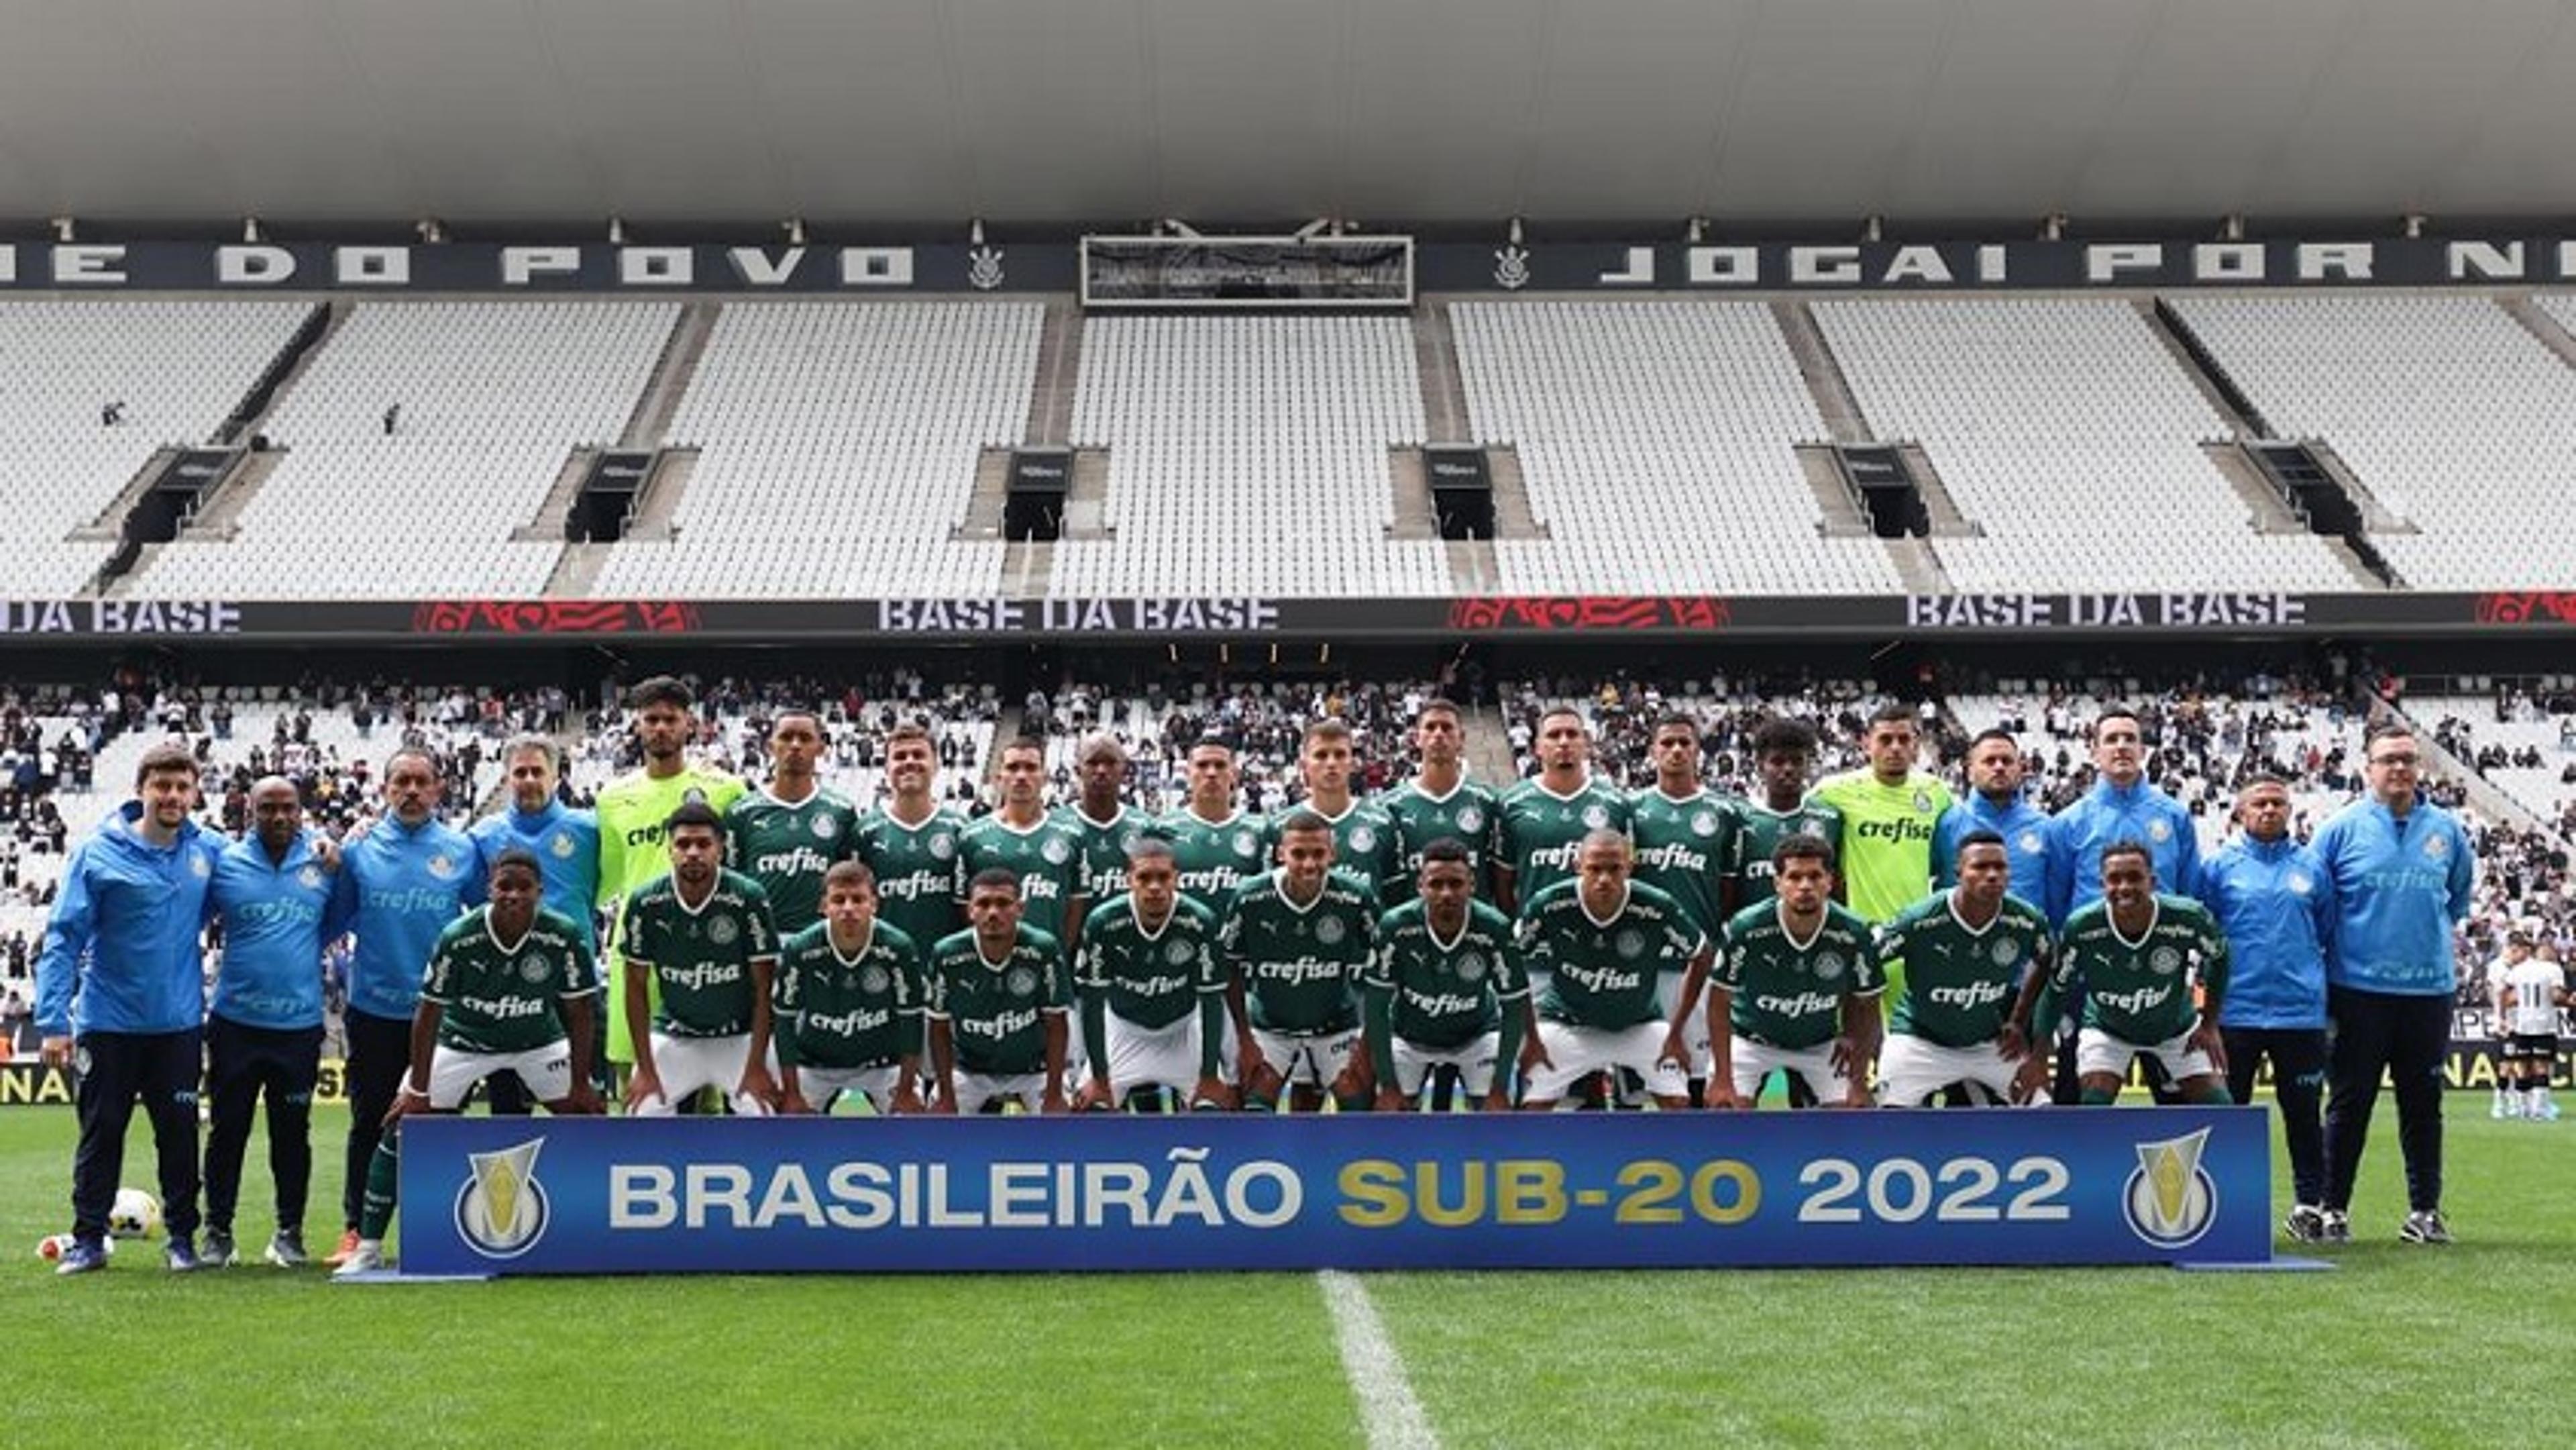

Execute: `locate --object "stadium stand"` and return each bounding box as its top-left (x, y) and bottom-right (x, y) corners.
top-left (1451, 300), bottom-right (1907, 595)
top-left (1811, 298), bottom-right (2364, 592)
top-left (591, 301), bottom-right (1042, 598)
top-left (128, 301), bottom-right (677, 599)
top-left (2167, 295), bottom-right (2576, 590)
top-left (1057, 315), bottom-right (1450, 597)
top-left (0, 300), bottom-right (312, 595)
top-left (2414, 689), bottom-right (2576, 829)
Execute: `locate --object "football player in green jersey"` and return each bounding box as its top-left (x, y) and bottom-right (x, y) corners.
top-left (1517, 831), bottom-right (1709, 1110)
top-left (1705, 833), bottom-right (1884, 1110)
top-left (1065, 733), bottom-right (1152, 909)
top-left (1366, 839), bottom-right (1529, 1112)
top-left (1074, 838), bottom-right (1231, 1112)
top-left (955, 736), bottom-right (1089, 948)
top-left (1164, 737), bottom-right (1269, 910)
top-left (1379, 698), bottom-right (1498, 910)
top-left (1811, 703), bottom-right (1951, 967)
top-left (1733, 715), bottom-right (1845, 910)
top-left (1273, 718), bottom-right (1401, 898)
top-left (853, 723), bottom-right (966, 966)
top-left (926, 869), bottom-right (1071, 1114)
top-left (1632, 713), bottom-right (1738, 1094)
top-left (724, 708), bottom-right (860, 937)
top-left (595, 676), bottom-right (745, 1079)
top-left (1493, 706), bottom-right (1631, 915)
top-left (775, 861), bottom-right (926, 1116)
top-left (2012, 841), bottom-right (2231, 1105)
top-left (335, 849), bottom-right (600, 1276)
top-left (1223, 811), bottom-right (1381, 1113)
top-left (1873, 832), bottom-right (2048, 1106)
top-left (620, 802), bottom-right (780, 1117)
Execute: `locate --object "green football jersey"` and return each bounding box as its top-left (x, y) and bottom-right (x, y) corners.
top-left (1377, 776), bottom-right (1499, 907)
top-left (724, 784), bottom-right (860, 937)
top-left (420, 906), bottom-right (598, 1056)
top-left (1368, 898), bottom-right (1527, 1048)
top-left (1733, 798), bottom-right (1847, 907)
top-left (853, 803), bottom-right (965, 957)
top-left (1076, 892), bottom-right (1224, 1031)
top-left (1267, 796), bottom-right (1403, 900)
top-left (1717, 899), bottom-right (1884, 1050)
top-left (773, 918), bottom-right (923, 1071)
top-left (1220, 870), bottom-right (1381, 1035)
top-left (1811, 769), bottom-right (1953, 925)
top-left (1629, 786), bottom-right (1739, 943)
top-left (955, 811), bottom-right (1087, 945)
top-left (1163, 807), bottom-right (1270, 910)
top-left (1493, 776), bottom-right (1632, 909)
top-left (618, 868), bottom-right (780, 1038)
top-left (1518, 879), bottom-right (1706, 1029)
top-left (2048, 894), bottom-right (2229, 1045)
top-left (1876, 891), bottom-right (2051, 1048)
top-left (927, 925), bottom-right (1069, 1076)
top-left (1063, 802), bottom-right (1153, 907)
top-left (594, 762), bottom-right (746, 1062)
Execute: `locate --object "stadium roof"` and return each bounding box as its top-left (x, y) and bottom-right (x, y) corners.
top-left (5, 0), bottom-right (2573, 229)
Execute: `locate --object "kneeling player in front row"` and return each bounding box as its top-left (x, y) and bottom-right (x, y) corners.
top-left (2010, 840), bottom-right (2231, 1106)
top-left (1367, 839), bottom-right (1529, 1111)
top-left (336, 848), bottom-right (602, 1276)
top-left (1705, 835), bottom-right (1882, 1110)
top-left (1519, 831), bottom-right (1707, 1111)
top-left (623, 803), bottom-right (782, 1117)
top-left (1075, 838), bottom-right (1232, 1112)
top-left (928, 870), bottom-right (1071, 1113)
top-left (774, 861), bottom-right (926, 1115)
top-left (1873, 832), bottom-right (2049, 1106)
top-left (1224, 812), bottom-right (1380, 1112)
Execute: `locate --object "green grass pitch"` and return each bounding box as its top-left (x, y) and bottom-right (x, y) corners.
top-left (5, 1102), bottom-right (2567, 1449)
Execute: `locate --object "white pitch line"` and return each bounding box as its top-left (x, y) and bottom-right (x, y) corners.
top-left (1317, 1269), bottom-right (1440, 1450)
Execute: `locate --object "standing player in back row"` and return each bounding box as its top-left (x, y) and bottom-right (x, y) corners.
top-left (1064, 735), bottom-right (1152, 924)
top-left (1492, 707), bottom-right (1631, 915)
top-left (1733, 716), bottom-right (1844, 910)
top-left (956, 736), bottom-right (1088, 1085)
top-left (1630, 713), bottom-right (1737, 1098)
top-left (1811, 703), bottom-right (1952, 1003)
top-left (852, 723), bottom-right (966, 982)
top-left (620, 802), bottom-right (780, 1117)
top-left (724, 707), bottom-right (859, 939)
top-left (1379, 698), bottom-right (1499, 910)
top-left (595, 676), bottom-right (745, 1089)
top-left (1163, 737), bottom-right (1269, 912)
top-left (1272, 719), bottom-right (1401, 898)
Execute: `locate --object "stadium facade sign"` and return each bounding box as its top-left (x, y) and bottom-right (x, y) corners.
top-left (4, 592), bottom-right (2574, 641)
top-left (11, 238), bottom-right (2576, 294)
top-left (398, 1110), bottom-right (2272, 1275)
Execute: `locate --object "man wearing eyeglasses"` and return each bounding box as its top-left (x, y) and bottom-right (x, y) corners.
top-left (2306, 722), bottom-right (2475, 1246)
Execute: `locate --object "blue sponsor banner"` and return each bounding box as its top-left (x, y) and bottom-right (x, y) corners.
top-left (400, 1108), bottom-right (2269, 1276)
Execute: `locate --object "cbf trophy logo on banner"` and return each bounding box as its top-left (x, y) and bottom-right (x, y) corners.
top-left (2124, 1127), bottom-right (2216, 1249)
top-left (457, 1138), bottom-right (551, 1259)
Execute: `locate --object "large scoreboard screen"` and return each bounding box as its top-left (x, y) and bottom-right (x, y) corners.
top-left (1080, 235), bottom-right (1414, 308)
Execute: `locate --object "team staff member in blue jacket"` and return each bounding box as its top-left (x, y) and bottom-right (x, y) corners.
top-left (36, 743), bottom-right (228, 1275)
top-left (469, 735), bottom-right (601, 1113)
top-left (2043, 707), bottom-right (2202, 926)
top-left (323, 747), bottom-right (482, 1266)
top-left (2308, 723), bottom-right (2475, 1246)
top-left (1933, 729), bottom-right (2050, 896)
top-left (201, 777), bottom-right (351, 1270)
top-left (2194, 774), bottom-right (2335, 1242)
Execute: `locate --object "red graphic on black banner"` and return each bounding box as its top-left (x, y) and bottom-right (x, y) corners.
top-left (2472, 592), bottom-right (2576, 626)
top-left (1445, 597), bottom-right (1730, 632)
top-left (409, 601), bottom-right (701, 635)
